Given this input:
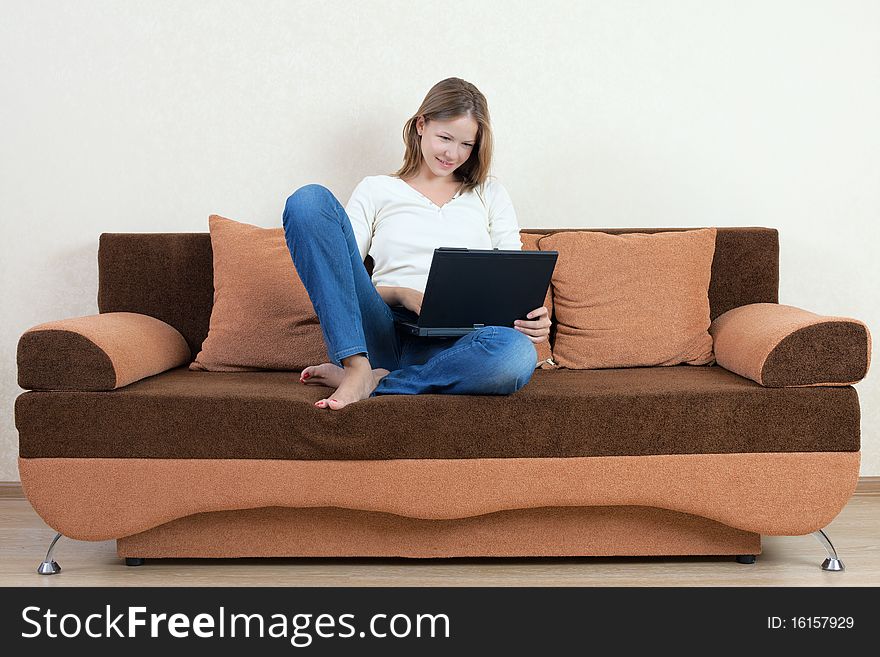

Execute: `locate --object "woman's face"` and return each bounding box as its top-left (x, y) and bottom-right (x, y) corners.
top-left (416, 115), bottom-right (479, 180)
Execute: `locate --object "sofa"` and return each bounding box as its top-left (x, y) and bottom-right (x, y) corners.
top-left (15, 227), bottom-right (871, 571)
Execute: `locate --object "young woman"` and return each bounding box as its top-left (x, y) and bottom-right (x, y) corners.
top-left (282, 77), bottom-right (550, 410)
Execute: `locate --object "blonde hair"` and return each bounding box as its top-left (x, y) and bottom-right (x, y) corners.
top-left (393, 77), bottom-right (493, 195)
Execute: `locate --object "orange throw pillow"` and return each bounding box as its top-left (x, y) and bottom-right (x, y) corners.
top-left (190, 215), bottom-right (329, 372)
top-left (538, 229), bottom-right (717, 369)
top-left (520, 232), bottom-right (554, 368)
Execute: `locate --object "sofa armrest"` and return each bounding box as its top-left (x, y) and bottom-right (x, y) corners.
top-left (17, 312), bottom-right (191, 391)
top-left (709, 303), bottom-right (871, 387)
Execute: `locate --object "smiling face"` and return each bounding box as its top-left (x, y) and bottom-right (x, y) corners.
top-left (416, 115), bottom-right (479, 181)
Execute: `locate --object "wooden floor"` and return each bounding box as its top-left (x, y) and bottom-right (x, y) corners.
top-left (2, 495), bottom-right (878, 587)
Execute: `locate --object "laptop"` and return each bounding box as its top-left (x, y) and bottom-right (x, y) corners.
top-left (392, 247), bottom-right (558, 337)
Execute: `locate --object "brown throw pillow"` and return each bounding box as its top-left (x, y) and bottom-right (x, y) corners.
top-left (520, 232), bottom-right (554, 369)
top-left (538, 228), bottom-right (717, 369)
top-left (190, 215), bottom-right (329, 372)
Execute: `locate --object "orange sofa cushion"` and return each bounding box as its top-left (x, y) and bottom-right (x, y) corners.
top-left (710, 303), bottom-right (872, 386)
top-left (190, 215), bottom-right (329, 372)
top-left (538, 228), bottom-right (717, 369)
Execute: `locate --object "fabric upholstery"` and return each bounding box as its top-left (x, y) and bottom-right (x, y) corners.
top-left (189, 214), bottom-right (329, 371)
top-left (537, 228), bottom-right (717, 369)
top-left (710, 303), bottom-right (872, 387)
top-left (19, 451), bottom-right (858, 540)
top-left (16, 366), bottom-right (859, 460)
top-left (117, 505), bottom-right (762, 558)
top-left (98, 232), bottom-right (215, 358)
top-left (98, 228), bottom-right (779, 361)
top-left (17, 312), bottom-right (190, 391)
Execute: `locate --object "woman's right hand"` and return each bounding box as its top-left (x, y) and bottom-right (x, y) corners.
top-left (397, 287), bottom-right (424, 316)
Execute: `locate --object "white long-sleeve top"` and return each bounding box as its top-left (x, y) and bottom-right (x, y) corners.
top-left (344, 174), bottom-right (522, 293)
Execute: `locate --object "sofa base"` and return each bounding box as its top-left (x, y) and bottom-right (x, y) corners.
top-left (116, 505), bottom-right (761, 559)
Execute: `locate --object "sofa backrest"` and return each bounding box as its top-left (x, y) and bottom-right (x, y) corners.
top-left (98, 227), bottom-right (778, 357)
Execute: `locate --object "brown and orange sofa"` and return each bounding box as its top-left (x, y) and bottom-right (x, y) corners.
top-left (15, 227), bottom-right (871, 571)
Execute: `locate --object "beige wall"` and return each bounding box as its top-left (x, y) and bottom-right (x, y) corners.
top-left (2, 0), bottom-right (878, 479)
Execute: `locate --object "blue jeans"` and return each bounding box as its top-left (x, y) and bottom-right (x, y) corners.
top-left (281, 184), bottom-right (536, 396)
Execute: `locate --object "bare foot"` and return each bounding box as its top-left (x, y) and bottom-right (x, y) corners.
top-left (300, 363), bottom-right (389, 391)
top-left (299, 363), bottom-right (345, 388)
top-left (313, 364), bottom-right (390, 410)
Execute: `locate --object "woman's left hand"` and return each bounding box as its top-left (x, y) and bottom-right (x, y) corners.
top-left (513, 306), bottom-right (551, 344)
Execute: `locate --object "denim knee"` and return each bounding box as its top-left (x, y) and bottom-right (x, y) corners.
top-left (479, 326), bottom-right (537, 392)
top-left (283, 184), bottom-right (333, 230)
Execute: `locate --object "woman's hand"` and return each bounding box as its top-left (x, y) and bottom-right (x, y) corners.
top-left (514, 306), bottom-right (551, 344)
top-left (376, 286), bottom-right (424, 315)
top-left (397, 287), bottom-right (424, 316)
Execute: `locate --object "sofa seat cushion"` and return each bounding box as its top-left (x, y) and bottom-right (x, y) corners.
top-left (16, 365), bottom-right (859, 460)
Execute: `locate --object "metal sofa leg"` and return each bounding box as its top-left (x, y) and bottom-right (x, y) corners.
top-left (37, 532), bottom-right (63, 575)
top-left (812, 528), bottom-right (845, 572)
